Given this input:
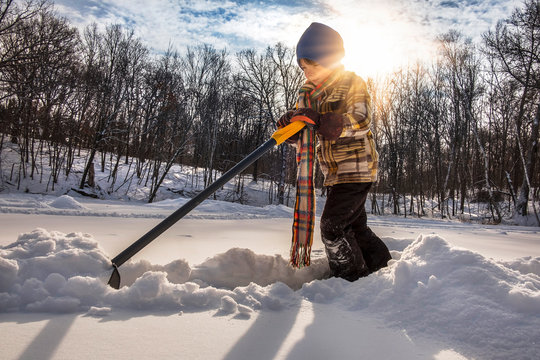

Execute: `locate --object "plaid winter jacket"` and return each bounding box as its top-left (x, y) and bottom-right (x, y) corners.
top-left (314, 70), bottom-right (378, 186)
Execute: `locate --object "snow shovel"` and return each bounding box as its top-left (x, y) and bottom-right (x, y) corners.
top-left (107, 120), bottom-right (307, 289)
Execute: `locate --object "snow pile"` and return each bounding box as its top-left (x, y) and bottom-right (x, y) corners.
top-left (301, 235), bottom-right (540, 359)
top-left (48, 195), bottom-right (89, 210)
top-left (1, 229), bottom-right (539, 358)
top-left (0, 229), bottom-right (111, 312)
top-left (0, 229), bottom-right (325, 315)
top-left (501, 256), bottom-right (540, 277)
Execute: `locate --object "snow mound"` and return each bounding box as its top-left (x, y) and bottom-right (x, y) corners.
top-left (301, 234), bottom-right (540, 359)
top-left (501, 256), bottom-right (540, 277)
top-left (1, 229), bottom-right (539, 358)
top-left (48, 195), bottom-right (88, 210)
top-left (0, 229), bottom-right (325, 314)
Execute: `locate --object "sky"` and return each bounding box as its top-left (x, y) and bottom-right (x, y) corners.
top-left (51, 0), bottom-right (524, 78)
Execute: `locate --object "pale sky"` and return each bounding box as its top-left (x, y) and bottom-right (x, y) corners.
top-left (51, 0), bottom-right (523, 78)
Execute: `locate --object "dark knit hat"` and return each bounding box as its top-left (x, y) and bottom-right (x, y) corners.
top-left (296, 22), bottom-right (345, 68)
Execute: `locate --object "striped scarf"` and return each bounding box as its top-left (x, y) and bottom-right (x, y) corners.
top-left (290, 68), bottom-right (343, 268)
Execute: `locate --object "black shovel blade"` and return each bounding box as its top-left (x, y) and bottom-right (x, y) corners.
top-left (107, 265), bottom-right (121, 289)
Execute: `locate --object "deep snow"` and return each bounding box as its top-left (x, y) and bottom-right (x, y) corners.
top-left (1, 193), bottom-right (540, 360)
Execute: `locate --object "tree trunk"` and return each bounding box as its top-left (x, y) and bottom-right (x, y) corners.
top-left (515, 103), bottom-right (539, 219)
top-left (80, 148), bottom-right (97, 189)
top-left (277, 145), bottom-right (288, 204)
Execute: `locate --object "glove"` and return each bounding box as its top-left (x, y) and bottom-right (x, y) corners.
top-left (279, 108), bottom-right (318, 144)
top-left (318, 112), bottom-right (343, 140)
top-left (276, 110), bottom-right (299, 143)
top-left (293, 108), bottom-right (343, 140)
top-left (276, 110), bottom-right (295, 129)
top-left (292, 108), bottom-right (320, 127)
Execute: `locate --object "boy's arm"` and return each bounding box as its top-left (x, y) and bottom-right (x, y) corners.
top-left (340, 75), bottom-right (372, 138)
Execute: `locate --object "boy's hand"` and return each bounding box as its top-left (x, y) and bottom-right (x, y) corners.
top-left (276, 110), bottom-right (295, 128)
top-left (318, 112), bottom-right (343, 140)
top-left (292, 108), bottom-right (320, 127)
top-left (294, 108), bottom-right (343, 140)
top-left (276, 108), bottom-right (344, 142)
top-left (276, 110), bottom-right (300, 143)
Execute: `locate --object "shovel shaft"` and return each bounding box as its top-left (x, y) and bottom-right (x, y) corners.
top-left (107, 121), bottom-right (307, 288)
top-left (110, 137), bottom-right (277, 268)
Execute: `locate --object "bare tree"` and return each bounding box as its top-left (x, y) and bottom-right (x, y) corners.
top-left (0, 0), bottom-right (49, 77)
top-left (235, 48), bottom-right (279, 182)
top-left (268, 43), bottom-right (303, 204)
top-left (145, 49), bottom-right (191, 203)
top-left (440, 31), bottom-right (502, 222)
top-left (182, 44), bottom-right (230, 188)
top-left (484, 0), bottom-right (540, 222)
top-left (0, 6), bottom-right (78, 189)
top-left (78, 24), bottom-right (136, 190)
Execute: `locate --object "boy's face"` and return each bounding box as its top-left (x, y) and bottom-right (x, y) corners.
top-left (299, 59), bottom-right (333, 85)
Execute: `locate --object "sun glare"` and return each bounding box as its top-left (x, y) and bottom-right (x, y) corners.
top-left (330, 12), bottom-right (437, 79)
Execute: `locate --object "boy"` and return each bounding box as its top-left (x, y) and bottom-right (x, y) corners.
top-left (277, 22), bottom-right (392, 281)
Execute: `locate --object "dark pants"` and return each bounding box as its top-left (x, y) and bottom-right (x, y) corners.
top-left (320, 182), bottom-right (392, 281)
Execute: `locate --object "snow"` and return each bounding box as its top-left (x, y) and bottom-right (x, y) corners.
top-left (1, 193), bottom-right (539, 360)
top-left (48, 195), bottom-right (89, 210)
top-left (1, 147), bottom-right (540, 359)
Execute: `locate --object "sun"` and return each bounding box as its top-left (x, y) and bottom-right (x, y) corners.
top-left (341, 26), bottom-right (403, 78)
top-left (331, 15), bottom-right (437, 79)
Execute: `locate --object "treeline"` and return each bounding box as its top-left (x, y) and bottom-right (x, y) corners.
top-left (0, 0), bottom-right (538, 224)
top-left (0, 0), bottom-right (303, 204)
top-left (371, 1), bottom-right (539, 224)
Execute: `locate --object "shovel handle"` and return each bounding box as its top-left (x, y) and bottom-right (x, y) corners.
top-left (272, 120), bottom-right (306, 145)
top-left (107, 121), bottom-right (306, 289)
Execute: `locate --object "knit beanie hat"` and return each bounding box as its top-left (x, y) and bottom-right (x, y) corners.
top-left (296, 22), bottom-right (345, 68)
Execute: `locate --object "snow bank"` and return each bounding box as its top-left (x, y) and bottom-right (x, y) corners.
top-left (0, 193), bottom-right (292, 219)
top-left (1, 229), bottom-right (539, 358)
top-left (0, 196), bottom-right (50, 210)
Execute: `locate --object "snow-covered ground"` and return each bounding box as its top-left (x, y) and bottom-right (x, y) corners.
top-left (1, 143), bottom-right (540, 359)
top-left (1, 192), bottom-right (539, 360)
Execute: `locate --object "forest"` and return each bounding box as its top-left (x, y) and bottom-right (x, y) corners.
top-left (0, 0), bottom-right (538, 225)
